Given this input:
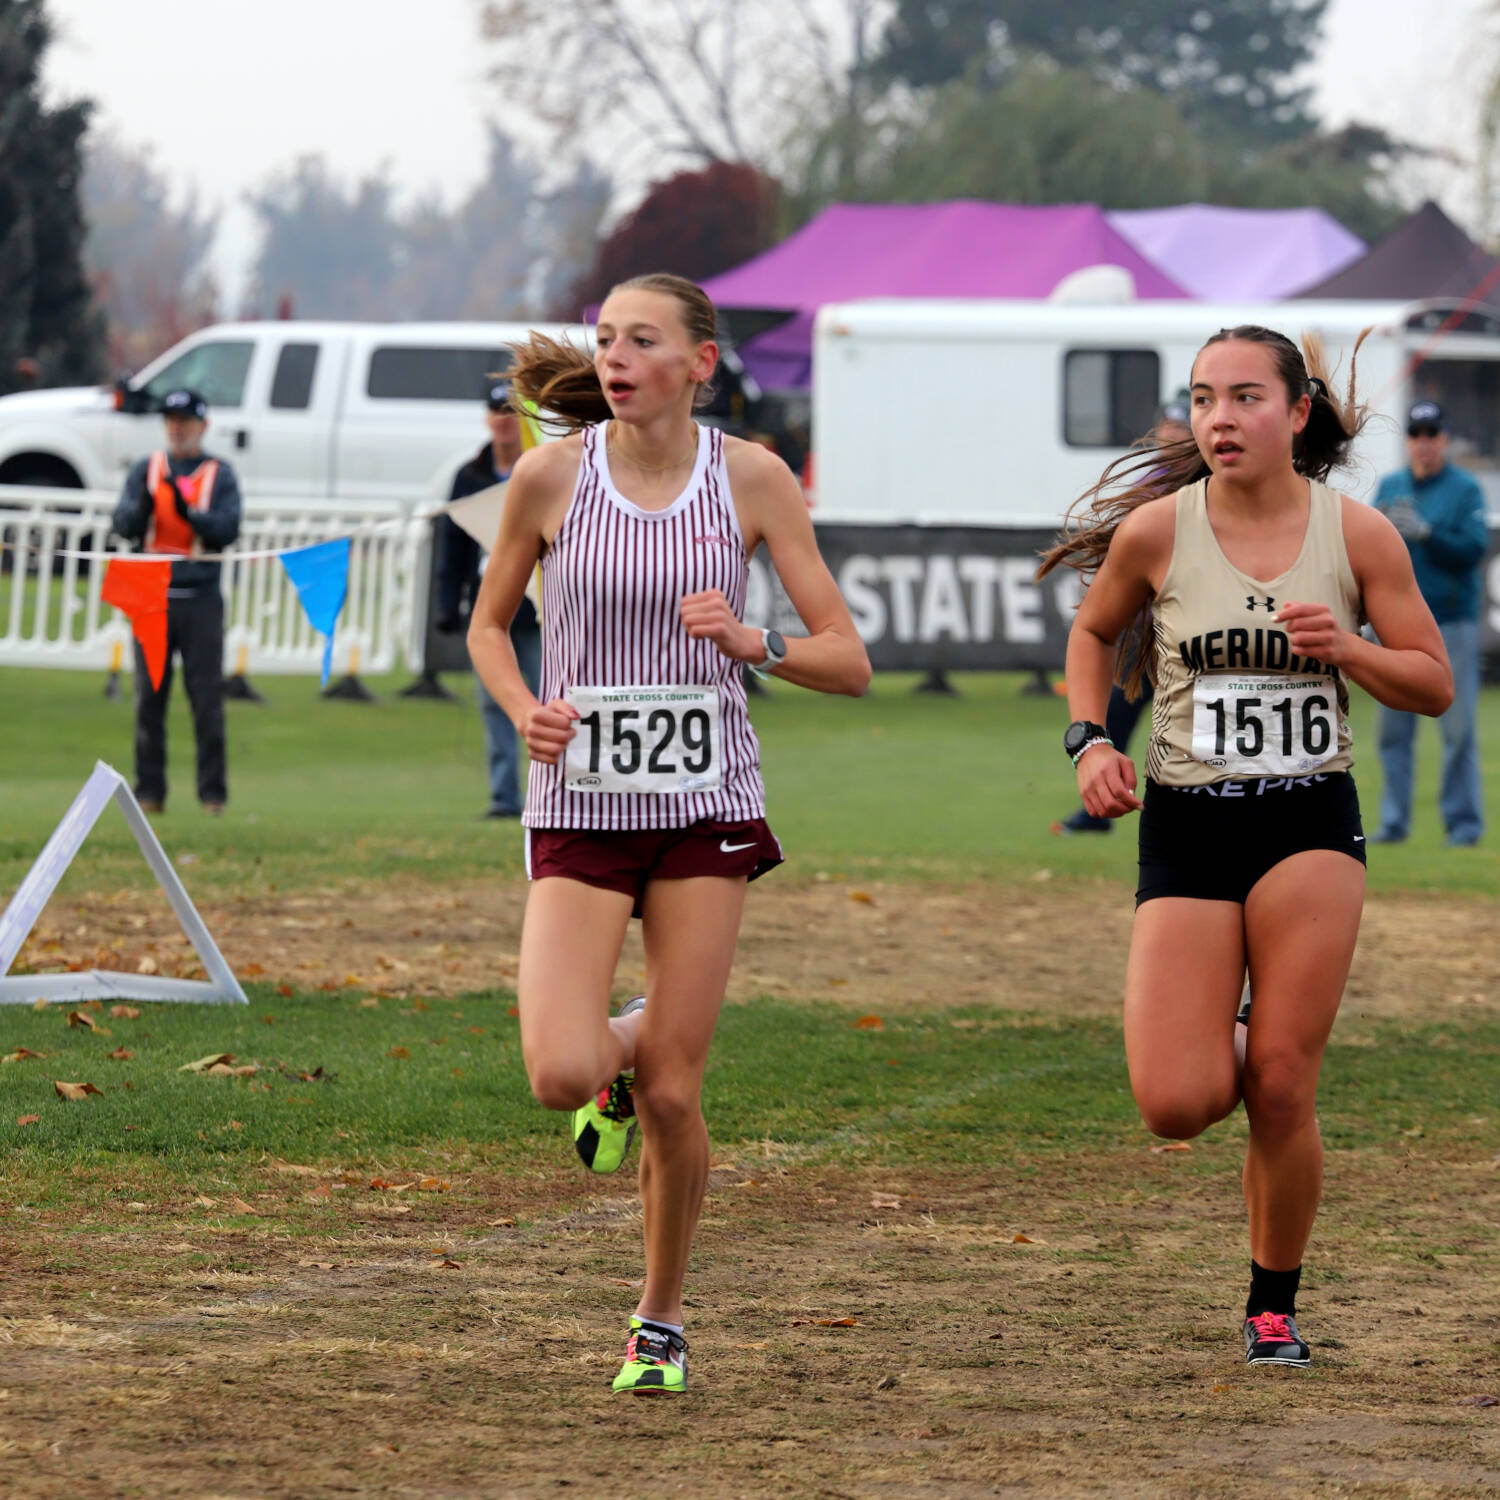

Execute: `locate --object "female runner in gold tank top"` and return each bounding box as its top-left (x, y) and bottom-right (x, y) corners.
top-left (1041, 326), bottom-right (1452, 1368)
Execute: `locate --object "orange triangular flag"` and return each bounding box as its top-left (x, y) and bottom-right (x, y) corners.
top-left (101, 559), bottom-right (171, 690)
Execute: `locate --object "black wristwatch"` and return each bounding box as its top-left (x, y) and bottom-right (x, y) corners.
top-left (1063, 720), bottom-right (1111, 761)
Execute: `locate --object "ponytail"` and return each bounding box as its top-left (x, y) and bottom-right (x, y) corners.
top-left (506, 331), bottom-right (612, 434)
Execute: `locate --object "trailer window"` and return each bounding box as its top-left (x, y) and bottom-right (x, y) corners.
top-left (1410, 359), bottom-right (1500, 470)
top-left (270, 343), bottom-right (319, 410)
top-left (367, 346), bottom-right (513, 401)
top-left (1063, 350), bottom-right (1161, 447)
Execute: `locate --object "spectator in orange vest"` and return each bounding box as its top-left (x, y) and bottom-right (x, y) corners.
top-left (110, 388), bottom-right (242, 815)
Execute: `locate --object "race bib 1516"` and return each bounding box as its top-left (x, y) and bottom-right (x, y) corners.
top-left (1190, 673), bottom-right (1338, 777)
top-left (563, 685), bottom-right (721, 794)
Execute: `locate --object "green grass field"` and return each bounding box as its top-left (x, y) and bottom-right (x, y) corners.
top-left (2, 663), bottom-right (1498, 1496)
top-left (5, 664), bottom-right (1499, 896)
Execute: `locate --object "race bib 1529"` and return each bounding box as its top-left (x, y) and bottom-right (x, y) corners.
top-left (1190, 673), bottom-right (1338, 777)
top-left (563, 685), bottom-right (721, 794)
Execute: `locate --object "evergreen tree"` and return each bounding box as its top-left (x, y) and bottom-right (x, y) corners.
top-left (0, 0), bottom-right (106, 393)
top-left (874, 0), bottom-right (1330, 140)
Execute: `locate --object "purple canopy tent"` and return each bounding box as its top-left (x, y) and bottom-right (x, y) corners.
top-left (1293, 200), bottom-right (1500, 304)
top-left (701, 201), bottom-right (1189, 390)
top-left (1108, 205), bottom-right (1365, 301)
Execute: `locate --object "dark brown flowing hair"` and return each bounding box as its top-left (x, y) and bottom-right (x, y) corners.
top-left (505, 273), bottom-right (719, 434)
top-left (1037, 323), bottom-right (1372, 698)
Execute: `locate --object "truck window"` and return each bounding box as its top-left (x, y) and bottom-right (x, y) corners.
top-left (139, 340), bottom-right (255, 410)
top-left (270, 343), bottom-right (319, 410)
top-left (1063, 349), bottom-right (1161, 447)
top-left (366, 346), bottom-right (513, 401)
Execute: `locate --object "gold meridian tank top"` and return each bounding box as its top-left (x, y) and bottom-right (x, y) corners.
top-left (1145, 478), bottom-right (1360, 787)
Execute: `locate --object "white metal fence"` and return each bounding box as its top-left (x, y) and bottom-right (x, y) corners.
top-left (0, 486), bottom-right (431, 678)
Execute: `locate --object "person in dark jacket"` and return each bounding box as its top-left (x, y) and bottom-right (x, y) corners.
top-left (1371, 400), bottom-right (1489, 845)
top-left (437, 381), bottom-right (541, 817)
top-left (110, 388), bottom-right (242, 814)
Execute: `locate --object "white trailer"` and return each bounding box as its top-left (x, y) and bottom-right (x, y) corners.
top-left (811, 297), bottom-right (1500, 523)
top-left (795, 297), bottom-right (1500, 671)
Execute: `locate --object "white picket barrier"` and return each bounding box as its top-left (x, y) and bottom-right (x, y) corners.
top-left (0, 485), bottom-right (431, 678)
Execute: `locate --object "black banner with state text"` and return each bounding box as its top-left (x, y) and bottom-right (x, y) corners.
top-left (747, 522), bottom-right (1500, 674)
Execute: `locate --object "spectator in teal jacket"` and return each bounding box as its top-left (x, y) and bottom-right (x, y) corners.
top-left (1371, 400), bottom-right (1490, 846)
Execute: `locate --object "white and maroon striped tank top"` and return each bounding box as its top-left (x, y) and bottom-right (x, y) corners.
top-left (522, 422), bottom-right (766, 831)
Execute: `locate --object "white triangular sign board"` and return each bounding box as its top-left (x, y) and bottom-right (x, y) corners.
top-left (0, 761), bottom-right (247, 1005)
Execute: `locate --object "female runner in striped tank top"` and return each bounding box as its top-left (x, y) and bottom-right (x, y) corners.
top-left (1041, 327), bottom-right (1451, 1370)
top-left (468, 274), bottom-right (870, 1394)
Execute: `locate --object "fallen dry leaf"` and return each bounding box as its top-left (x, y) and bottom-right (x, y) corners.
top-left (136, 956), bottom-right (158, 975)
top-left (269, 1160), bottom-right (323, 1177)
top-left (3, 1047), bottom-right (42, 1063)
top-left (227, 1197), bottom-right (257, 1215)
top-left (431, 1258), bottom-right (462, 1270)
top-left (815, 1317), bottom-right (858, 1328)
top-left (416, 1177), bottom-right (450, 1192)
top-left (16, 1114), bottom-right (39, 1127)
top-left (242, 963), bottom-right (265, 977)
top-left (109, 1005), bottom-right (141, 1020)
top-left (1012, 1233), bottom-right (1035, 1244)
top-left (359, 998), bottom-right (379, 1009)
top-left (179, 1053), bottom-right (235, 1073)
top-left (854, 1014), bottom-right (884, 1031)
top-left (487, 1217), bottom-right (515, 1228)
top-left (849, 889), bottom-right (873, 904)
top-left (298, 1259), bottom-right (336, 1270)
top-left (1150, 1142), bottom-right (1192, 1154)
top-left (193, 1195), bottom-right (217, 1209)
top-left (54, 1080), bottom-right (102, 1101)
top-left (276, 984), bottom-right (292, 998)
top-left (30, 998), bottom-right (49, 1011)
top-left (506, 1005), bottom-right (519, 1017)
top-left (107, 1046), bottom-right (134, 1061)
top-left (65, 1010), bottom-right (97, 1030)
top-left (387, 1046), bottom-right (410, 1060)
top-left (870, 1192), bottom-right (902, 1210)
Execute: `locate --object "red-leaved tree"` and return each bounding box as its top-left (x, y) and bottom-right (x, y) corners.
top-left (559, 162), bottom-right (779, 317)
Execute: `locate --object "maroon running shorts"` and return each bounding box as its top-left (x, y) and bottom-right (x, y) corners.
top-left (525, 818), bottom-right (783, 917)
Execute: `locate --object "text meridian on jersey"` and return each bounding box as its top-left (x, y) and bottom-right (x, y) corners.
top-left (1177, 626), bottom-right (1332, 677)
top-left (1245, 594), bottom-right (1275, 612)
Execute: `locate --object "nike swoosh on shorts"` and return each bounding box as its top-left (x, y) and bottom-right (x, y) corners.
top-left (720, 839), bottom-right (756, 853)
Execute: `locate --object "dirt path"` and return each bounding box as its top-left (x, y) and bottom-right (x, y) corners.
top-left (18, 876), bottom-right (1500, 1026)
top-left (1, 1143), bottom-right (1496, 1498)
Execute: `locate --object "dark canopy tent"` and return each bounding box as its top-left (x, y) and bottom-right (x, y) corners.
top-left (1295, 201), bottom-right (1500, 304)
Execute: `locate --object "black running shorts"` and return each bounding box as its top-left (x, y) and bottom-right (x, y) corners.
top-left (1136, 772), bottom-right (1366, 907)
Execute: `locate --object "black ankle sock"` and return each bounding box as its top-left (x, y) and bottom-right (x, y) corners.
top-left (1246, 1260), bottom-right (1300, 1319)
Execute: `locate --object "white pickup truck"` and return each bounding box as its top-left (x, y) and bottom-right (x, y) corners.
top-left (0, 319), bottom-right (577, 508)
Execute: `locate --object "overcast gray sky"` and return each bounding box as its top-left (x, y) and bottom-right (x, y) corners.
top-left (41, 0), bottom-right (1494, 306)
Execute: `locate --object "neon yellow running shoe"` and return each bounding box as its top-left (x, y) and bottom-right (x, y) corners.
top-left (612, 1317), bottom-right (687, 1394)
top-left (571, 996), bottom-right (644, 1174)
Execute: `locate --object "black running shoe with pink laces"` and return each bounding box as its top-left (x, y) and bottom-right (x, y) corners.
top-left (1244, 1311), bottom-right (1310, 1367)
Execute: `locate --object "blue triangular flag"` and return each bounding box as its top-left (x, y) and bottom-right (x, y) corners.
top-left (280, 538), bottom-right (350, 687)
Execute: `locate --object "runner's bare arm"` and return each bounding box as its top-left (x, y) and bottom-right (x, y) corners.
top-left (1276, 499), bottom-right (1452, 717)
top-left (1064, 503), bottom-right (1172, 816)
top-left (685, 441), bottom-right (870, 696)
top-left (468, 440), bottom-right (583, 763)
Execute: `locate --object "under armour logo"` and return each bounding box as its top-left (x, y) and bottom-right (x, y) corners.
top-left (1246, 595), bottom-right (1275, 612)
